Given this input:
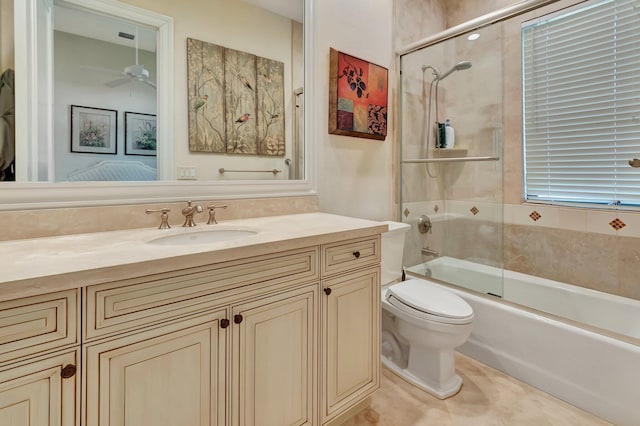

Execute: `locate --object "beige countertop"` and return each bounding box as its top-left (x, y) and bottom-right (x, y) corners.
top-left (0, 212), bottom-right (387, 300)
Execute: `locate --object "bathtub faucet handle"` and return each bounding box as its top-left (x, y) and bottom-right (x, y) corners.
top-left (418, 215), bottom-right (432, 234)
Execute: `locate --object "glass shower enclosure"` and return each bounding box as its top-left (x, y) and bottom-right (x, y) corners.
top-left (399, 22), bottom-right (505, 297)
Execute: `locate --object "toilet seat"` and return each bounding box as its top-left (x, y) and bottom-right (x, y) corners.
top-left (386, 279), bottom-right (473, 325)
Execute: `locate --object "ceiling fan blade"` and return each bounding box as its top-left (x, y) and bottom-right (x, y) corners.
top-left (105, 77), bottom-right (132, 88)
top-left (144, 80), bottom-right (157, 89)
top-left (125, 64), bottom-right (146, 75)
top-left (80, 65), bottom-right (123, 75)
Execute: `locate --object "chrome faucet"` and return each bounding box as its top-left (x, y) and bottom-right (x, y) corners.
top-left (421, 247), bottom-right (439, 258)
top-left (181, 200), bottom-right (203, 227)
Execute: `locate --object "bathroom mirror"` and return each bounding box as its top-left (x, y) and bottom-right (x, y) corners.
top-left (1, 0), bottom-right (315, 209)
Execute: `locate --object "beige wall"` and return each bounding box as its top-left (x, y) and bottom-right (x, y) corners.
top-left (314, 0), bottom-right (395, 221)
top-left (444, 0), bottom-right (516, 28)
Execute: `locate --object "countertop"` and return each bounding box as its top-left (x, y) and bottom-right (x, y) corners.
top-left (0, 212), bottom-right (387, 300)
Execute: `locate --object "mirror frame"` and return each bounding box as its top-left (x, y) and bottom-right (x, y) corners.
top-left (4, 0), bottom-right (316, 210)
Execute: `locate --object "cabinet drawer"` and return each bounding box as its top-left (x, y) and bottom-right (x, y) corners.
top-left (0, 290), bottom-right (79, 365)
top-left (85, 247), bottom-right (319, 340)
top-left (322, 236), bottom-right (380, 276)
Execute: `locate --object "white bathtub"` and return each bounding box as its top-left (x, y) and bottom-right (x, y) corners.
top-left (406, 257), bottom-right (640, 426)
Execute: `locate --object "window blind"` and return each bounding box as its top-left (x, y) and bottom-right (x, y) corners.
top-left (522, 0), bottom-right (640, 207)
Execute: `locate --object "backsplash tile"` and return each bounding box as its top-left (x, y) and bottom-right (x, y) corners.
top-left (0, 196), bottom-right (319, 241)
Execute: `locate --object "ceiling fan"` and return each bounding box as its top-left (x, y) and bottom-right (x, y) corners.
top-left (105, 63), bottom-right (156, 89)
top-left (103, 29), bottom-right (156, 89)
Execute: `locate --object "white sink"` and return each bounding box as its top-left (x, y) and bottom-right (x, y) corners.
top-left (148, 228), bottom-right (258, 245)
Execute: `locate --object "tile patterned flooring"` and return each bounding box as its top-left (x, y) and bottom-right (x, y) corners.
top-left (343, 353), bottom-right (611, 425)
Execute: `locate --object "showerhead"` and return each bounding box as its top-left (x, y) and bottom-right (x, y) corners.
top-left (421, 64), bottom-right (441, 78)
top-left (437, 61), bottom-right (472, 81)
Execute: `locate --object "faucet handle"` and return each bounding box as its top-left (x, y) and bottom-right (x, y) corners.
top-left (145, 208), bottom-right (171, 229)
top-left (206, 205), bottom-right (228, 224)
top-left (417, 214), bottom-right (432, 234)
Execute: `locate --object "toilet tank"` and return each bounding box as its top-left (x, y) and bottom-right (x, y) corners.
top-left (381, 221), bottom-right (411, 285)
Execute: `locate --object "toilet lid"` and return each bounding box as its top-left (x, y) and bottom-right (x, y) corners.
top-left (386, 279), bottom-right (473, 320)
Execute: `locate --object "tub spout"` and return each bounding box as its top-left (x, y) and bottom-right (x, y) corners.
top-left (421, 247), bottom-right (439, 258)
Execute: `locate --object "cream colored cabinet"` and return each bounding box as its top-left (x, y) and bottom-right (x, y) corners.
top-left (1, 233), bottom-right (382, 426)
top-left (83, 284), bottom-right (318, 426)
top-left (321, 267), bottom-right (380, 423)
top-left (0, 290), bottom-right (80, 426)
top-left (232, 285), bottom-right (317, 426)
top-left (0, 350), bottom-right (79, 426)
top-left (83, 309), bottom-right (227, 426)
top-left (0, 289), bottom-right (79, 366)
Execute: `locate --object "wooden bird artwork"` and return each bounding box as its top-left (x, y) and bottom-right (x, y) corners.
top-left (193, 94), bottom-right (209, 111)
top-left (238, 75), bottom-right (253, 91)
top-left (260, 72), bottom-right (272, 83)
top-left (235, 113), bottom-right (251, 125)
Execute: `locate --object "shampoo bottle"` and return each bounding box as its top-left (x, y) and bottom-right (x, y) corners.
top-left (437, 122), bottom-right (446, 148)
top-left (444, 119), bottom-right (455, 148)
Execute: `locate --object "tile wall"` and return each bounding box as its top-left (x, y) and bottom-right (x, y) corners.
top-left (397, 0), bottom-right (640, 302)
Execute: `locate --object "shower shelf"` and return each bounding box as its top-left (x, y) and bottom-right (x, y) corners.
top-left (429, 148), bottom-right (468, 157)
top-left (402, 155), bottom-right (500, 164)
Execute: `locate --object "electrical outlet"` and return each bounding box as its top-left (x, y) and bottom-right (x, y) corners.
top-left (177, 166), bottom-right (197, 180)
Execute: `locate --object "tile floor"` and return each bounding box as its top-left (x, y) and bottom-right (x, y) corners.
top-left (343, 353), bottom-right (611, 425)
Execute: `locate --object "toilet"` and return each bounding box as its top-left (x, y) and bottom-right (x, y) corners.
top-left (380, 221), bottom-right (474, 399)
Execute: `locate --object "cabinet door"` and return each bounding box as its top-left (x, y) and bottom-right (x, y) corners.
top-left (232, 285), bottom-right (317, 426)
top-left (0, 350), bottom-right (79, 426)
top-left (84, 310), bottom-right (227, 426)
top-left (322, 268), bottom-right (380, 422)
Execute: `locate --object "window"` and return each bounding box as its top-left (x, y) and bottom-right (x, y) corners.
top-left (522, 0), bottom-right (640, 207)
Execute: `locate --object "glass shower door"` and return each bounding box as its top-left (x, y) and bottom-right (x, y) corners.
top-left (399, 22), bottom-right (505, 297)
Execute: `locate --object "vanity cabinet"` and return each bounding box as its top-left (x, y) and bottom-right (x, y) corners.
top-left (0, 350), bottom-right (79, 426)
top-left (0, 290), bottom-right (80, 426)
top-left (320, 237), bottom-right (381, 424)
top-left (0, 223), bottom-right (383, 426)
top-left (232, 285), bottom-right (317, 426)
top-left (83, 309), bottom-right (227, 426)
top-left (82, 246), bottom-right (320, 426)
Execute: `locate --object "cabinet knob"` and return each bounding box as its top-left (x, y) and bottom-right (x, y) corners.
top-left (324, 288), bottom-right (332, 296)
top-left (234, 314), bottom-right (244, 324)
top-left (61, 364), bottom-right (77, 379)
top-left (220, 318), bottom-right (230, 329)
top-left (353, 251), bottom-right (361, 259)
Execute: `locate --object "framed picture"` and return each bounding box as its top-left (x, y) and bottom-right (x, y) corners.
top-left (70, 105), bottom-right (117, 154)
top-left (329, 48), bottom-right (388, 140)
top-left (125, 112), bottom-right (157, 156)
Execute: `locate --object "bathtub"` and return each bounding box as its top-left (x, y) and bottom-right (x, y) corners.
top-left (406, 257), bottom-right (640, 426)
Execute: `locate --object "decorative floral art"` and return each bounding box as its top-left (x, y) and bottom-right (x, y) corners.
top-left (125, 112), bottom-right (157, 156)
top-left (329, 48), bottom-right (388, 140)
top-left (70, 105), bottom-right (117, 154)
